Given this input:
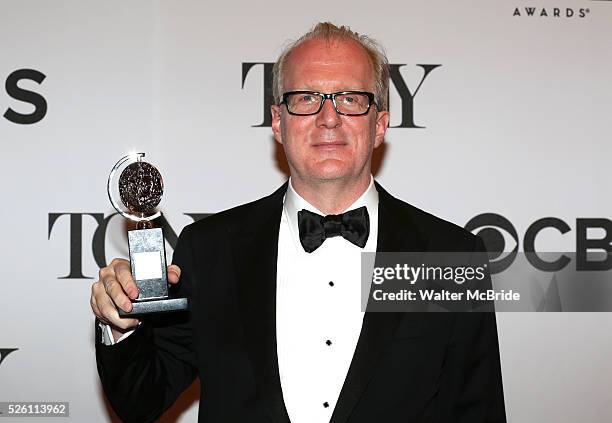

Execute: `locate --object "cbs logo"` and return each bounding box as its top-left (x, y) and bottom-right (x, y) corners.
top-left (465, 213), bottom-right (611, 274)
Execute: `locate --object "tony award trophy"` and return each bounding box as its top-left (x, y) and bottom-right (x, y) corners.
top-left (107, 152), bottom-right (188, 317)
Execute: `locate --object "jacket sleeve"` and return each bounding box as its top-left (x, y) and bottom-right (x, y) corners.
top-left (95, 225), bottom-right (198, 423)
top-left (438, 236), bottom-right (507, 422)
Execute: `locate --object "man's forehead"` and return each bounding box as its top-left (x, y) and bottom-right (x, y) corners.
top-left (292, 80), bottom-right (370, 91)
top-left (287, 37), bottom-right (371, 65)
top-left (283, 38), bottom-right (375, 90)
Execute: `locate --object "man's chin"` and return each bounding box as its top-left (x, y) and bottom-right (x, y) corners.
top-left (306, 164), bottom-right (356, 183)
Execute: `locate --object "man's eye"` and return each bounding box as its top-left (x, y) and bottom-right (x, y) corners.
top-left (300, 95), bottom-right (316, 102)
top-left (339, 96), bottom-right (361, 106)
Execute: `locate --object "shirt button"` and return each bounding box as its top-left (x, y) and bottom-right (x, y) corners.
top-left (325, 339), bottom-right (332, 346)
top-left (323, 402), bottom-right (329, 408)
top-left (329, 281), bottom-right (334, 287)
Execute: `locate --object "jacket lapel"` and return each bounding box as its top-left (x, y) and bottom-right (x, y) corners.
top-left (330, 182), bottom-right (429, 423)
top-left (234, 183), bottom-right (291, 423)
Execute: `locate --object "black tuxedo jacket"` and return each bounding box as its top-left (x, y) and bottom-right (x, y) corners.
top-left (96, 182), bottom-right (506, 423)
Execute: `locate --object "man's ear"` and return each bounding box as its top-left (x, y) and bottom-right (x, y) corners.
top-left (271, 105), bottom-right (283, 145)
top-left (374, 110), bottom-right (390, 148)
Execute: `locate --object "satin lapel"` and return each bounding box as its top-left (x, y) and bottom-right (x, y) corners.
top-left (234, 183), bottom-right (291, 423)
top-left (331, 183), bottom-right (429, 423)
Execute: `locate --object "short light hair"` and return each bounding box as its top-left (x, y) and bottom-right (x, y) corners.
top-left (272, 22), bottom-right (390, 111)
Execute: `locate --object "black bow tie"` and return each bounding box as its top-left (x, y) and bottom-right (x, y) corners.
top-left (297, 206), bottom-right (370, 253)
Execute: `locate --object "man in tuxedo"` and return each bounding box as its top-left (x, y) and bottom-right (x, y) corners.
top-left (92, 22), bottom-right (506, 422)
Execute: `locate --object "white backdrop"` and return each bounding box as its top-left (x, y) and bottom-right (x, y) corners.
top-left (1, 0), bottom-right (611, 422)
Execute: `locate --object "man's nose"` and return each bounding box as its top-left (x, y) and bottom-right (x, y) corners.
top-left (315, 98), bottom-right (341, 128)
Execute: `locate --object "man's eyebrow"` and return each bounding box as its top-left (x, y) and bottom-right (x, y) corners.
top-left (287, 86), bottom-right (370, 92)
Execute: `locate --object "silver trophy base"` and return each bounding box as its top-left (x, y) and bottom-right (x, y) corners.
top-left (118, 297), bottom-right (189, 317)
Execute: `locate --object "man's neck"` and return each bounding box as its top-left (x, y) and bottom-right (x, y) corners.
top-left (289, 175), bottom-right (372, 215)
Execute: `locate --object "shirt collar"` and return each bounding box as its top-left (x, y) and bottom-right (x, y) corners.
top-left (283, 176), bottom-right (379, 246)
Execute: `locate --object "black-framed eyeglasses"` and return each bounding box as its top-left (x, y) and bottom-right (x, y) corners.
top-left (280, 91), bottom-right (378, 116)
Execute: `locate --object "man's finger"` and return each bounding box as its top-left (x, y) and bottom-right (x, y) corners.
top-left (104, 278), bottom-right (133, 313)
top-left (167, 264), bottom-right (182, 285)
top-left (91, 281), bottom-right (110, 323)
top-left (113, 259), bottom-right (139, 299)
top-left (98, 295), bottom-right (139, 330)
top-left (90, 291), bottom-right (104, 323)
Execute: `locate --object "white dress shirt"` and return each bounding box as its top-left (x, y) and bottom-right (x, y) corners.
top-left (101, 178), bottom-right (379, 423)
top-left (276, 177), bottom-right (378, 423)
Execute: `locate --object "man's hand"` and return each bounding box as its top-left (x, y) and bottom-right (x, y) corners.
top-left (90, 258), bottom-right (182, 342)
